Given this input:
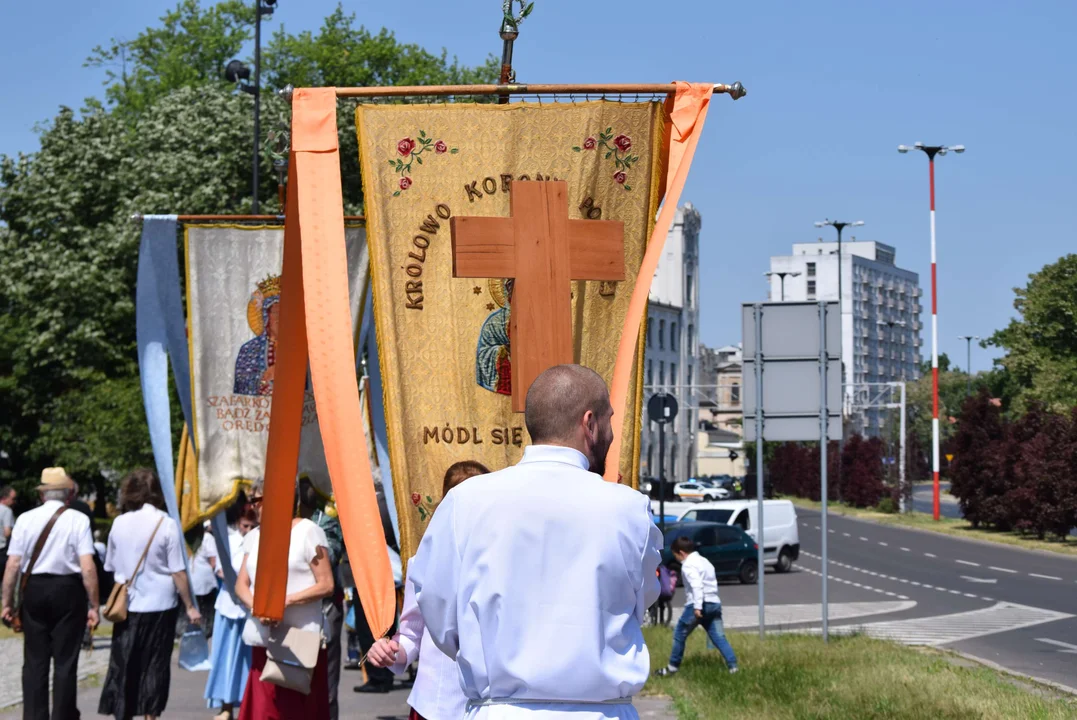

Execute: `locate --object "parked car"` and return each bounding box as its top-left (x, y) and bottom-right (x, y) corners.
top-left (675, 499), bottom-right (800, 572)
top-left (673, 482), bottom-right (728, 502)
top-left (662, 521), bottom-right (759, 584)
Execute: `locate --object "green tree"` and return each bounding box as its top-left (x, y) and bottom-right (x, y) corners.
top-left (988, 254), bottom-right (1077, 413)
top-left (0, 1), bottom-right (498, 503)
top-left (86, 0), bottom-right (254, 118)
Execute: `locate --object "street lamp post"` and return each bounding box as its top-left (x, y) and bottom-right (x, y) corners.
top-left (898, 142), bottom-right (965, 521)
top-left (958, 335), bottom-right (981, 397)
top-left (764, 271), bottom-right (801, 302)
top-left (814, 219), bottom-right (863, 501)
top-left (226, 0), bottom-right (278, 213)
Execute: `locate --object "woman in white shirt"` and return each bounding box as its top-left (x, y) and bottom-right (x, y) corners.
top-left (235, 485), bottom-right (334, 720)
top-left (98, 469), bottom-right (202, 720)
top-left (204, 494), bottom-right (259, 720)
top-left (367, 460), bottom-right (490, 720)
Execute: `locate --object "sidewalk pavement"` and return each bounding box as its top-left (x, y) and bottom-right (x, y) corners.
top-left (0, 636), bottom-right (676, 720)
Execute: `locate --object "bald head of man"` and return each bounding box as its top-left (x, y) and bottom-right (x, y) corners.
top-left (524, 364), bottom-right (614, 476)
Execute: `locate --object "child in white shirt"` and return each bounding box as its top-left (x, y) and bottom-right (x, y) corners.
top-left (656, 536), bottom-right (738, 675)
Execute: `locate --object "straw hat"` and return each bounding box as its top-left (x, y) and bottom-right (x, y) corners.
top-left (38, 467), bottom-right (76, 491)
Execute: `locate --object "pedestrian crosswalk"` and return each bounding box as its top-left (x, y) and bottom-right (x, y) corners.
top-left (824, 602), bottom-right (1073, 646)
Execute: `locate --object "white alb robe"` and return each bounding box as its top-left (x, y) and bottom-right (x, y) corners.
top-left (409, 445), bottom-right (662, 719)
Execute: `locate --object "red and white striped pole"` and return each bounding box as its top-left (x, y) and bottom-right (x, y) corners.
top-left (899, 142), bottom-right (964, 522)
top-left (929, 156), bottom-right (940, 522)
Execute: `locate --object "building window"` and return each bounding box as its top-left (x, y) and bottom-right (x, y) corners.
top-left (731, 383), bottom-right (741, 404)
top-left (659, 361), bottom-right (665, 387)
top-left (647, 322), bottom-right (653, 348)
top-left (671, 363), bottom-right (677, 386)
top-left (686, 274), bottom-right (694, 306)
top-left (671, 322), bottom-right (678, 350)
top-left (647, 360), bottom-right (653, 385)
top-left (807, 280), bottom-right (816, 297)
top-left (687, 365), bottom-right (693, 388)
top-left (659, 319), bottom-right (665, 350)
top-left (687, 324), bottom-right (694, 354)
top-left (807, 262), bottom-right (816, 277)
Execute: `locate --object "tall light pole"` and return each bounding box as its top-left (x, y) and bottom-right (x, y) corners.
top-left (764, 271), bottom-right (801, 302)
top-left (814, 219), bottom-right (863, 501)
top-left (898, 141), bottom-right (965, 521)
top-left (959, 335), bottom-right (980, 397)
top-left (226, 0), bottom-right (278, 213)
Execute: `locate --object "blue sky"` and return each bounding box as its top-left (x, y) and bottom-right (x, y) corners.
top-left (2, 0), bottom-right (1075, 372)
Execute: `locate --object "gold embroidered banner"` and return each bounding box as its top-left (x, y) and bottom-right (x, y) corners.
top-left (356, 102), bottom-right (664, 562)
top-left (184, 224), bottom-right (369, 520)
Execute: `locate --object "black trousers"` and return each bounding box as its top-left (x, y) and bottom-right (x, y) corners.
top-left (324, 596), bottom-right (344, 720)
top-left (354, 594), bottom-right (394, 687)
top-left (21, 573), bottom-right (87, 720)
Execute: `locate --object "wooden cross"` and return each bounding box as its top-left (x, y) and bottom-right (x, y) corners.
top-left (450, 181), bottom-right (624, 412)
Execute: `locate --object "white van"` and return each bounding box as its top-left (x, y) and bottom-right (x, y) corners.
top-left (675, 500), bottom-right (800, 572)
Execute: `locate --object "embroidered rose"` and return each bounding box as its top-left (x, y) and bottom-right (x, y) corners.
top-left (399, 177), bottom-right (412, 190)
top-left (434, 140), bottom-right (448, 154)
top-left (583, 137), bottom-right (597, 150)
top-left (411, 492), bottom-right (422, 506)
top-left (397, 138), bottom-right (416, 156)
top-left (613, 134), bottom-right (632, 152)
top-left (613, 171), bottom-right (627, 185)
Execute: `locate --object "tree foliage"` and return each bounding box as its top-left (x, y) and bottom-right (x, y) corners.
top-left (0, 1), bottom-right (496, 500)
top-left (988, 254), bottom-right (1077, 413)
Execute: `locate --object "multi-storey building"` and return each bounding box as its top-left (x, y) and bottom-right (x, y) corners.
top-left (640, 204), bottom-right (700, 486)
top-left (766, 240), bottom-right (922, 435)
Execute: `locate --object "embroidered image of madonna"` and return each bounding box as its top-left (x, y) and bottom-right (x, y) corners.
top-left (476, 278), bottom-right (513, 396)
top-left (233, 275), bottom-right (281, 396)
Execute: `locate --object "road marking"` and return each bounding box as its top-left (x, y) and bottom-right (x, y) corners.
top-left (860, 536), bottom-right (869, 541)
top-left (1029, 573), bottom-right (1062, 581)
top-left (900, 547), bottom-right (910, 552)
top-left (879, 542), bottom-right (889, 547)
top-left (1035, 638), bottom-right (1077, 654)
top-left (828, 529), bottom-right (835, 534)
top-left (925, 553), bottom-right (937, 558)
top-left (923, 584), bottom-right (934, 589)
top-left (843, 532), bottom-right (851, 537)
top-left (960, 576), bottom-right (998, 584)
top-left (813, 525), bottom-right (820, 529)
top-left (823, 603), bottom-right (1075, 647)
top-left (949, 589), bottom-right (962, 595)
top-left (989, 566), bottom-right (1017, 574)
top-left (910, 581), bottom-right (921, 586)
top-left (964, 593), bottom-right (978, 598)
top-left (956, 560), bottom-right (980, 567)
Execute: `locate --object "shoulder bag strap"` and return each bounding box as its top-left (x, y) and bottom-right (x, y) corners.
top-left (127, 516), bottom-right (166, 588)
top-left (17, 506), bottom-right (68, 599)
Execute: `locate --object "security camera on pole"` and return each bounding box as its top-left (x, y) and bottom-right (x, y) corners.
top-left (897, 142), bottom-right (965, 521)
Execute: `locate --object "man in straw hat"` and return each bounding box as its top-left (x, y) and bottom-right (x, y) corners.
top-left (2, 467), bottom-right (99, 720)
top-left (409, 364), bottom-right (662, 720)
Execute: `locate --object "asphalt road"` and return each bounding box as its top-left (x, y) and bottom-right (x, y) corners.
top-left (795, 508), bottom-right (1077, 689)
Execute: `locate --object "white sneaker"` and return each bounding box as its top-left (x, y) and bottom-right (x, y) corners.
top-left (729, 667), bottom-right (739, 675)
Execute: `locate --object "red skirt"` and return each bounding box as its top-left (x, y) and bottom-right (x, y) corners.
top-left (238, 646), bottom-right (330, 720)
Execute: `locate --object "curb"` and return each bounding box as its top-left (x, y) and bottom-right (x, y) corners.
top-left (941, 648), bottom-right (1077, 698)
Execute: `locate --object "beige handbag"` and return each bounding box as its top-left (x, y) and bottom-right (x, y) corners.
top-left (103, 516), bottom-right (164, 624)
top-left (261, 625), bottom-right (322, 694)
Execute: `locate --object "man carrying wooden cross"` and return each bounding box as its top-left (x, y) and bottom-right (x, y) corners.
top-left (409, 364), bottom-right (662, 719)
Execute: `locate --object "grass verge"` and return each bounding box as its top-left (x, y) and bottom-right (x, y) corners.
top-left (643, 627), bottom-right (1077, 719)
top-left (783, 497), bottom-right (1077, 558)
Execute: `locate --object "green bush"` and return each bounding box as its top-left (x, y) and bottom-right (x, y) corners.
top-left (875, 497), bottom-right (898, 514)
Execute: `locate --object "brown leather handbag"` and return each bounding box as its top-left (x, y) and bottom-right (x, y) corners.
top-left (103, 516), bottom-right (164, 623)
top-left (11, 506), bottom-right (67, 633)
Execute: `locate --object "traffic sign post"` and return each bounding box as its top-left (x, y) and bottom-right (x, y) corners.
top-left (743, 301), bottom-right (842, 641)
top-left (647, 393), bottom-right (679, 536)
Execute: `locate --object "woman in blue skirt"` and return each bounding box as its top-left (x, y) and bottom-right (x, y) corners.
top-left (204, 494), bottom-right (259, 720)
